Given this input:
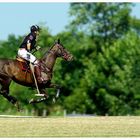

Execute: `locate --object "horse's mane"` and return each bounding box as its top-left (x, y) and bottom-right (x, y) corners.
top-left (41, 42), bottom-right (58, 60)
top-left (41, 39), bottom-right (62, 59)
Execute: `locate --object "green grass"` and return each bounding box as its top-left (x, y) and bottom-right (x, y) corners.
top-left (0, 116), bottom-right (139, 137)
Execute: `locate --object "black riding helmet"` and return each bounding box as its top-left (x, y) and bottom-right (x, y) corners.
top-left (30, 25), bottom-right (40, 32)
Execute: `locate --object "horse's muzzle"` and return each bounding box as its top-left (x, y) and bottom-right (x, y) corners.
top-left (67, 55), bottom-right (74, 61)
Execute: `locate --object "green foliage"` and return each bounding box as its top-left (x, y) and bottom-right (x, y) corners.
top-left (0, 3), bottom-right (140, 116)
top-left (0, 34), bottom-right (22, 58)
top-left (69, 3), bottom-right (132, 45)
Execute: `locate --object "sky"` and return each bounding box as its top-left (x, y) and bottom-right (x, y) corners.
top-left (0, 2), bottom-right (140, 40)
top-left (0, 3), bottom-right (70, 40)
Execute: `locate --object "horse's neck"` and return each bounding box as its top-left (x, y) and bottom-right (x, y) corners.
top-left (42, 53), bottom-right (57, 71)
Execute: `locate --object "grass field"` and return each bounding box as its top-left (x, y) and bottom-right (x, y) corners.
top-left (0, 116), bottom-right (139, 137)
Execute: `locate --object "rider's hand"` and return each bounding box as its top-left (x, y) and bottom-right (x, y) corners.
top-left (36, 46), bottom-right (41, 51)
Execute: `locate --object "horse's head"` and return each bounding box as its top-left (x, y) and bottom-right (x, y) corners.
top-left (51, 40), bottom-right (73, 61)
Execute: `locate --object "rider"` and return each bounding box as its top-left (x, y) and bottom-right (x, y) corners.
top-left (18, 25), bottom-right (44, 84)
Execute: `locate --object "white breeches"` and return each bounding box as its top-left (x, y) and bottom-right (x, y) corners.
top-left (18, 48), bottom-right (38, 65)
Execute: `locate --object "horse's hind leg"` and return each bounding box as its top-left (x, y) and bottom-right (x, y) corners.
top-left (0, 78), bottom-right (20, 111)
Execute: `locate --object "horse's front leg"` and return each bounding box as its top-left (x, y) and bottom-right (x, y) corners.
top-left (48, 83), bottom-right (61, 89)
top-left (48, 83), bottom-right (61, 103)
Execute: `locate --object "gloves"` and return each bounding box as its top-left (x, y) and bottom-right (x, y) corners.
top-left (36, 46), bottom-right (41, 51)
top-left (27, 54), bottom-right (30, 59)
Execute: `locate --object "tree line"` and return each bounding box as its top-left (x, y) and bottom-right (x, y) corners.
top-left (0, 3), bottom-right (140, 116)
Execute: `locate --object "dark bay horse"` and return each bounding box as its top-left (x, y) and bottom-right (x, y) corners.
top-left (0, 40), bottom-right (73, 110)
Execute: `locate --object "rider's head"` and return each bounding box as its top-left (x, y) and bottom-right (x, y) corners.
top-left (30, 25), bottom-right (40, 35)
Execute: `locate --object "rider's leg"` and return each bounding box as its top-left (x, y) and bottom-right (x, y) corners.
top-left (34, 63), bottom-right (44, 84)
top-left (18, 49), bottom-right (44, 84)
top-left (29, 55), bottom-right (44, 84)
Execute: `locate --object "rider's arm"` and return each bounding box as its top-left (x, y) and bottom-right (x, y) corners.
top-left (26, 34), bottom-right (35, 52)
top-left (27, 40), bottom-right (31, 52)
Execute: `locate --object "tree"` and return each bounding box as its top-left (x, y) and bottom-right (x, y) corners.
top-left (60, 3), bottom-right (140, 115)
top-left (69, 3), bottom-right (133, 46)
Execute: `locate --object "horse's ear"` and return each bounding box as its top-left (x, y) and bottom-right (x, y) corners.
top-left (58, 39), bottom-right (60, 44)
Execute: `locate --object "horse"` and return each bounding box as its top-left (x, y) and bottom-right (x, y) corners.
top-left (0, 40), bottom-right (73, 110)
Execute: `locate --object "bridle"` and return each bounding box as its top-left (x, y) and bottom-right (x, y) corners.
top-left (56, 44), bottom-right (66, 57)
top-left (48, 43), bottom-right (69, 60)
top-left (40, 42), bottom-right (71, 73)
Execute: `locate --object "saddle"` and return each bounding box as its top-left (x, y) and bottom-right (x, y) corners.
top-left (16, 56), bottom-right (51, 74)
top-left (16, 57), bottom-right (52, 84)
top-left (16, 56), bottom-right (31, 73)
